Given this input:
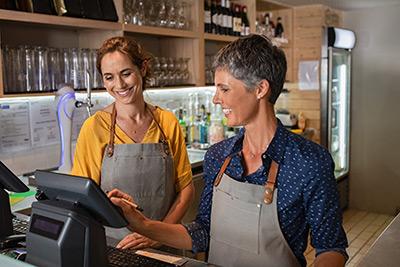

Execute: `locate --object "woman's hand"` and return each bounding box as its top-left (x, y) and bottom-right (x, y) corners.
top-left (107, 189), bottom-right (147, 232)
top-left (117, 232), bottom-right (162, 250)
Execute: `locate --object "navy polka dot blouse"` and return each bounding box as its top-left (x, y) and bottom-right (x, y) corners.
top-left (184, 121), bottom-right (348, 267)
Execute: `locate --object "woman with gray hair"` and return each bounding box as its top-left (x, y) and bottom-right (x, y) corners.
top-left (108, 34), bottom-right (348, 267)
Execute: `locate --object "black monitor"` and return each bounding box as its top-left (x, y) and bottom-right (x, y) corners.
top-left (0, 161), bottom-right (29, 238)
top-left (34, 170), bottom-right (127, 228)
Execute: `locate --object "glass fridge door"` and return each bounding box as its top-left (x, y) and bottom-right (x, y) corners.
top-left (328, 47), bottom-right (351, 177)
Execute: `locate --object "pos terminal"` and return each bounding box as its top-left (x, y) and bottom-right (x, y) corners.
top-left (26, 170), bottom-right (128, 267)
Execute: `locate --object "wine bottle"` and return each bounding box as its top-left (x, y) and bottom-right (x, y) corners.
top-left (221, 0), bottom-right (228, 35)
top-left (216, 0), bottom-right (223, 34)
top-left (211, 0), bottom-right (217, 34)
top-left (204, 0), bottom-right (211, 33)
top-left (234, 4), bottom-right (242, 36)
top-left (226, 0), bottom-right (233, 35)
top-left (275, 16), bottom-right (284, 37)
top-left (241, 5), bottom-right (250, 36)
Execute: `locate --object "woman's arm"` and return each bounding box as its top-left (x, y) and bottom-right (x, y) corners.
top-left (314, 251), bottom-right (346, 267)
top-left (109, 189), bottom-right (193, 250)
top-left (163, 182), bottom-right (195, 223)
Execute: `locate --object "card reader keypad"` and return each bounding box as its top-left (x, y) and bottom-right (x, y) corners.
top-left (107, 247), bottom-right (176, 267)
top-left (12, 218), bottom-right (29, 235)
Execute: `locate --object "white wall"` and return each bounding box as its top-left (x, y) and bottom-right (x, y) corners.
top-left (344, 5), bottom-right (400, 214)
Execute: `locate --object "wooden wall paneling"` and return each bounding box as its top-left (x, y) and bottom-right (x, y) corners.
top-left (281, 47), bottom-right (293, 82)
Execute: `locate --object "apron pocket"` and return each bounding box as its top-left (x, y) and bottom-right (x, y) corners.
top-left (113, 155), bottom-right (167, 198)
top-left (210, 188), bottom-right (261, 254)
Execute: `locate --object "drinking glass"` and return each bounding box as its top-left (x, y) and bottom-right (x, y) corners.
top-left (2, 45), bottom-right (14, 93)
top-left (132, 0), bottom-right (145, 25)
top-left (24, 46), bottom-right (37, 92)
top-left (61, 48), bottom-right (71, 85)
top-left (80, 48), bottom-right (92, 89)
top-left (70, 48), bottom-right (83, 89)
top-left (157, 0), bottom-right (168, 27)
top-left (176, 1), bottom-right (188, 29)
top-left (123, 0), bottom-right (134, 24)
top-left (48, 47), bottom-right (62, 91)
top-left (167, 0), bottom-right (177, 28)
top-left (146, 1), bottom-right (159, 27)
top-left (90, 49), bottom-right (102, 88)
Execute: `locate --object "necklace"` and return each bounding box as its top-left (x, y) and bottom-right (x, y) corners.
top-left (243, 135), bottom-right (268, 159)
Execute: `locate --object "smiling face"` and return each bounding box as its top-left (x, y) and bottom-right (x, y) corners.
top-left (101, 51), bottom-right (144, 105)
top-left (213, 68), bottom-right (259, 127)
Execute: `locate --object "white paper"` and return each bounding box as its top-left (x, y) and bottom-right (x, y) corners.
top-left (0, 101), bottom-right (31, 152)
top-left (29, 99), bottom-right (60, 147)
top-left (298, 60), bottom-right (319, 90)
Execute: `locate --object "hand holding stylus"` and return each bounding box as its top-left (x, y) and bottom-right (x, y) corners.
top-left (107, 189), bottom-right (146, 231)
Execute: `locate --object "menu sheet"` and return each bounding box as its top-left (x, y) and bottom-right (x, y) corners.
top-left (0, 101), bottom-right (31, 152)
top-left (29, 98), bottom-right (59, 147)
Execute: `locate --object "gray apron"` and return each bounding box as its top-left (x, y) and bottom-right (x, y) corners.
top-left (208, 156), bottom-right (301, 267)
top-left (101, 103), bottom-right (176, 242)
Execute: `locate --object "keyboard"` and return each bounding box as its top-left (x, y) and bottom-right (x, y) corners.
top-left (12, 218), bottom-right (29, 235)
top-left (107, 247), bottom-right (176, 267)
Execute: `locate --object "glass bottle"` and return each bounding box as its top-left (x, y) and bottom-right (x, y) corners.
top-left (204, 0), bottom-right (211, 33)
top-left (208, 105), bottom-right (225, 145)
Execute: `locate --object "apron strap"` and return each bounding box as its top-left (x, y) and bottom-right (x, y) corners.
top-left (214, 154), bottom-right (279, 205)
top-left (146, 105), bottom-right (170, 155)
top-left (107, 103), bottom-right (117, 157)
top-left (146, 105), bottom-right (168, 143)
top-left (264, 160), bottom-right (279, 204)
top-left (107, 103), bottom-right (169, 157)
top-left (214, 156), bottom-right (232, 187)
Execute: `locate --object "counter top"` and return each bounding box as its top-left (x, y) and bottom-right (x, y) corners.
top-left (357, 213), bottom-right (400, 267)
top-left (187, 148), bottom-right (206, 169)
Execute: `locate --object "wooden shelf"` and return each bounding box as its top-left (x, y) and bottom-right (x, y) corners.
top-left (0, 9), bottom-right (121, 31)
top-left (123, 24), bottom-right (198, 38)
top-left (204, 33), bottom-right (238, 42)
top-left (2, 92), bottom-right (56, 98)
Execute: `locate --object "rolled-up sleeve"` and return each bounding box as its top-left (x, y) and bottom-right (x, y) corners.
top-left (303, 149), bottom-right (348, 260)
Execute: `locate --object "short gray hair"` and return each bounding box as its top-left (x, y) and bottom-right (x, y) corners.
top-left (212, 34), bottom-right (287, 104)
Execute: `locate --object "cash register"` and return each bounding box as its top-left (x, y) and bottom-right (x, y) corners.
top-left (0, 164), bottom-right (196, 266)
top-left (26, 170), bottom-right (184, 267)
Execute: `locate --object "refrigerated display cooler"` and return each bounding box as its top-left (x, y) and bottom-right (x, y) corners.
top-left (320, 27), bottom-right (356, 209)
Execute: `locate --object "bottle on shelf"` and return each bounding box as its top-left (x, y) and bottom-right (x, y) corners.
top-left (204, 0), bottom-right (212, 33)
top-left (216, 0), bottom-right (223, 34)
top-left (221, 0), bottom-right (228, 35)
top-left (268, 13), bottom-right (276, 37)
top-left (241, 5), bottom-right (250, 36)
top-left (199, 105), bottom-right (209, 144)
top-left (233, 4), bottom-right (242, 37)
top-left (211, 0), bottom-right (218, 34)
top-left (275, 17), bottom-right (284, 38)
top-left (208, 106), bottom-right (225, 145)
top-left (226, 0), bottom-right (233, 36)
top-left (178, 107), bottom-right (187, 143)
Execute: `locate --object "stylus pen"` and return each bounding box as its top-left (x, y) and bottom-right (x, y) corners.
top-left (121, 198), bottom-right (144, 212)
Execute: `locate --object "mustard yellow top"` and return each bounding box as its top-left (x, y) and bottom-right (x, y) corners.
top-left (71, 107), bottom-right (192, 192)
